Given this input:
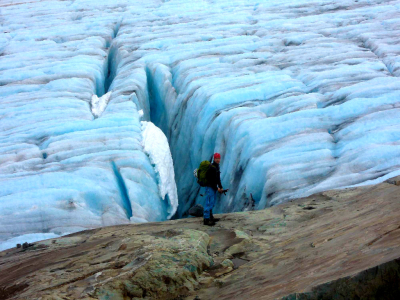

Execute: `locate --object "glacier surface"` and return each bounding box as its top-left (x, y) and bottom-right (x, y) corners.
top-left (1, 0), bottom-right (400, 247)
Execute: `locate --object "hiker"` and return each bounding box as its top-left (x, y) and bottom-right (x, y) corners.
top-left (204, 153), bottom-right (224, 226)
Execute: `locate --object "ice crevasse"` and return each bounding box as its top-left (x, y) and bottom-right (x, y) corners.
top-left (1, 0), bottom-right (400, 248)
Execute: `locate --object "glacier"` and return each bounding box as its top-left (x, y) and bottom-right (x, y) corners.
top-left (1, 0), bottom-right (400, 248)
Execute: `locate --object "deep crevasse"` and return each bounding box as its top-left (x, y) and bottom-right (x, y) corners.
top-left (1, 0), bottom-right (400, 246)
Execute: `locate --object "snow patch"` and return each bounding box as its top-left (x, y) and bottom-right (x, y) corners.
top-left (141, 121), bottom-right (178, 218)
top-left (91, 91), bottom-right (112, 118)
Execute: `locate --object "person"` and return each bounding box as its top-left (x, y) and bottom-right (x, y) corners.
top-left (204, 153), bottom-right (224, 226)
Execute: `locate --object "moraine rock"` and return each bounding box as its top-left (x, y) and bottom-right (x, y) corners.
top-left (1, 177), bottom-right (400, 299)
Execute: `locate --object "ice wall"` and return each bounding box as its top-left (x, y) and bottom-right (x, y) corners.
top-left (1, 0), bottom-right (400, 243)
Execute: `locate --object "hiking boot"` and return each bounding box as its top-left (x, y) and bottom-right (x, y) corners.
top-left (203, 218), bottom-right (216, 226)
top-left (210, 211), bottom-right (220, 222)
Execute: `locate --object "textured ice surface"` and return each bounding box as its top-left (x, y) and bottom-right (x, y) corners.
top-left (1, 0), bottom-right (400, 247)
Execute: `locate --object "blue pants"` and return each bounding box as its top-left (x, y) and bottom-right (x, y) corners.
top-left (204, 187), bottom-right (217, 219)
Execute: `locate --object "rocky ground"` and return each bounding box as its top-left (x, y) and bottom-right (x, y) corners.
top-left (1, 177), bottom-right (400, 300)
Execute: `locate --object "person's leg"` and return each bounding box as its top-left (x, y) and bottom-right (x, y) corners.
top-left (210, 189), bottom-right (217, 219)
top-left (210, 209), bottom-right (220, 222)
top-left (203, 187), bottom-right (212, 220)
top-left (204, 188), bottom-right (216, 225)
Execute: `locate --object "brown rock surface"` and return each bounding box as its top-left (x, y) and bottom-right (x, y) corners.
top-left (1, 178), bottom-right (400, 299)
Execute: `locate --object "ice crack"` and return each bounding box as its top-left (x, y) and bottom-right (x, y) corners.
top-left (111, 161), bottom-right (133, 219)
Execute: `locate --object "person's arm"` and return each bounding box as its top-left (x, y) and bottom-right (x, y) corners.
top-left (217, 177), bottom-right (222, 189)
top-left (217, 169), bottom-right (223, 192)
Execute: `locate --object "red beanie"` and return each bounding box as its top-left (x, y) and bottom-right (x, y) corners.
top-left (214, 153), bottom-right (221, 159)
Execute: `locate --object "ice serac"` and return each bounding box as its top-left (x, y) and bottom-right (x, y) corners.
top-left (91, 91), bottom-right (112, 118)
top-left (141, 121), bottom-right (178, 219)
top-left (1, 0), bottom-right (400, 245)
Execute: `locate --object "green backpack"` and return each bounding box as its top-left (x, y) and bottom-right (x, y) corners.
top-left (194, 160), bottom-right (211, 187)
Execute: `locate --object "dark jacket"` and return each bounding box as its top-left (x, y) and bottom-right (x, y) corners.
top-left (206, 162), bottom-right (223, 191)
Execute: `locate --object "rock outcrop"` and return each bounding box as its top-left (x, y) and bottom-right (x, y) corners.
top-left (1, 177), bottom-right (400, 299)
